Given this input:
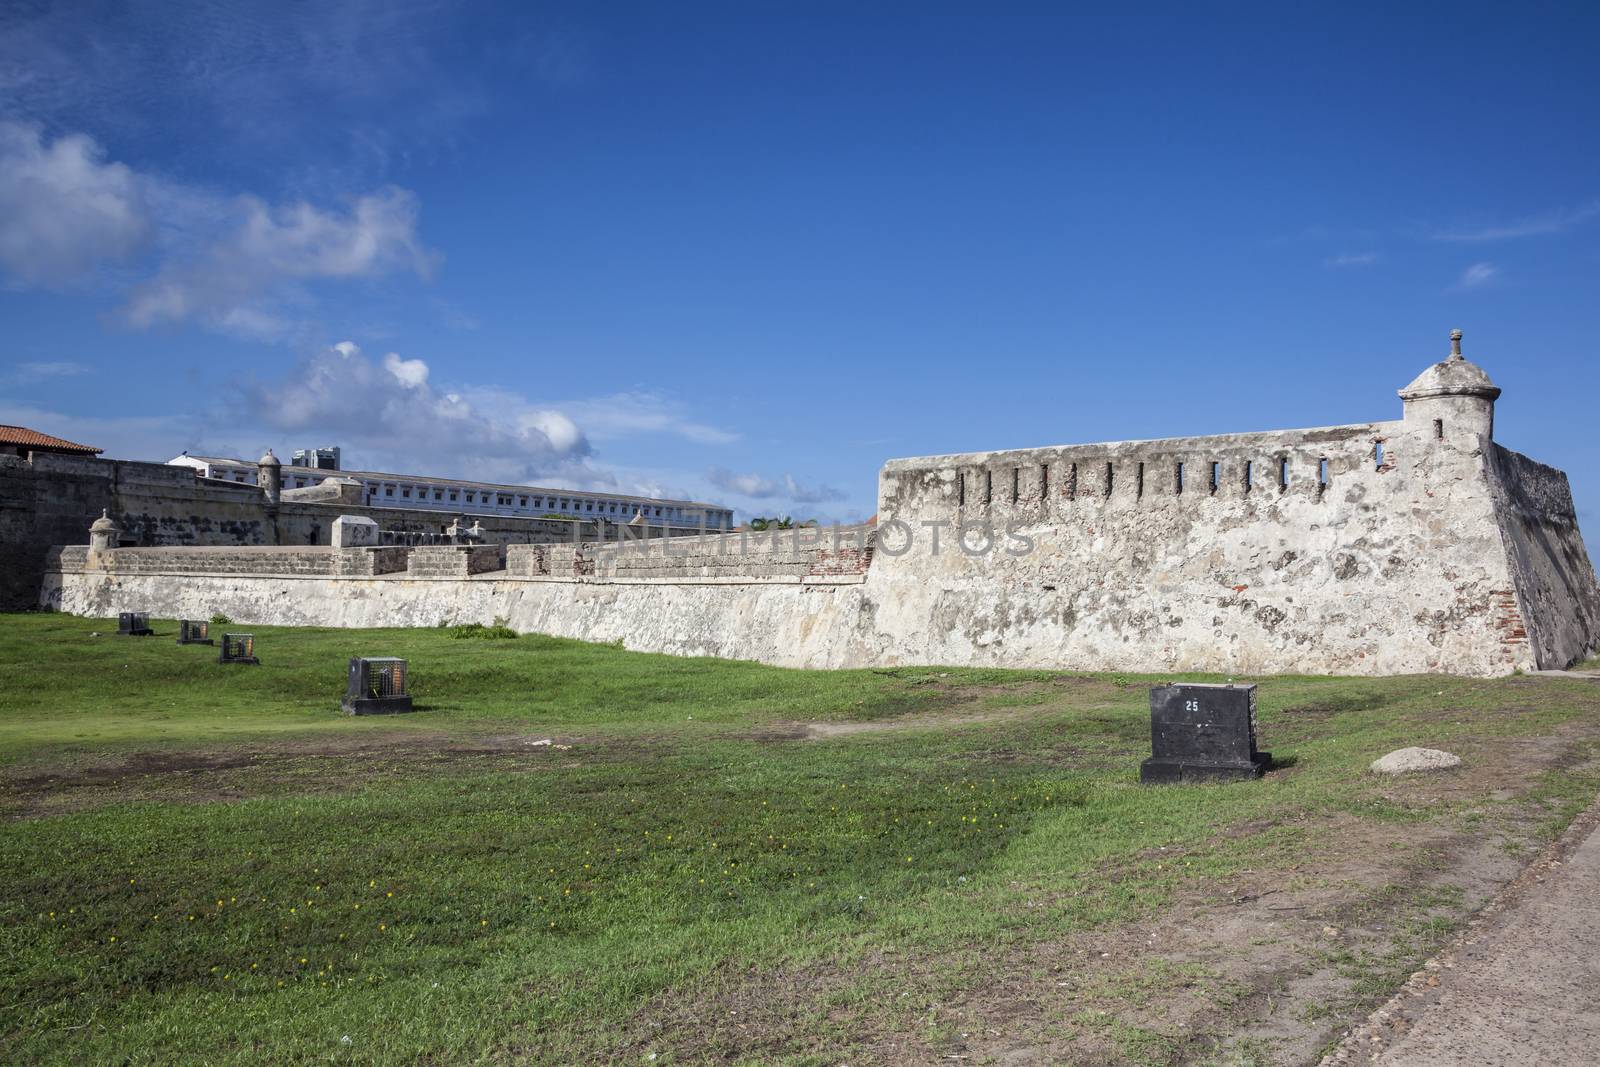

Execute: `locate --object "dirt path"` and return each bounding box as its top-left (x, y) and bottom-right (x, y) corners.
top-left (1323, 797), bottom-right (1600, 1066)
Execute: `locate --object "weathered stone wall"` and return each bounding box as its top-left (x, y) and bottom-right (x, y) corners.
top-left (0, 453), bottom-right (267, 609)
top-left (41, 568), bottom-right (876, 665)
top-left (336, 547), bottom-right (411, 577)
top-left (407, 545), bottom-right (505, 577)
top-left (86, 546), bottom-right (341, 576)
top-left (506, 525), bottom-right (874, 580)
top-left (866, 418), bottom-right (1543, 675)
top-left (30, 346), bottom-right (1600, 676)
top-left (1486, 445), bottom-right (1600, 669)
top-left (41, 406), bottom-right (1598, 676)
top-left (272, 505), bottom-right (597, 550)
top-left (281, 479), bottom-right (363, 505)
top-left (0, 451), bottom-right (605, 609)
top-left (62, 545), bottom-right (411, 578)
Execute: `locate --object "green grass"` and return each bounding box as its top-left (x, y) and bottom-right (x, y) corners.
top-left (3, 612), bottom-right (1600, 1064)
top-left (0, 612), bottom-right (1067, 754)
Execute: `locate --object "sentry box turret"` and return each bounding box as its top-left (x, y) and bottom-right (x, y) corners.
top-left (176, 620), bottom-right (214, 646)
top-left (218, 633), bottom-right (259, 665)
top-left (342, 657), bottom-right (414, 716)
top-left (1140, 683), bottom-right (1270, 784)
top-left (117, 612), bottom-right (152, 637)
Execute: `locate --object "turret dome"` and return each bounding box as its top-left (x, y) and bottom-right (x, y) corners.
top-left (1398, 329), bottom-right (1500, 402)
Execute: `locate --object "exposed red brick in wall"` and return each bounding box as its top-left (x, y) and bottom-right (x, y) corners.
top-left (1491, 589), bottom-right (1529, 647)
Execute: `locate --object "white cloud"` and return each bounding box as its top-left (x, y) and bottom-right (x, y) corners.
top-left (1433, 200), bottom-right (1600, 242)
top-left (122, 186), bottom-right (433, 332)
top-left (783, 474), bottom-right (846, 504)
top-left (382, 352), bottom-right (429, 389)
top-left (212, 306), bottom-right (297, 342)
top-left (524, 410), bottom-right (582, 453)
top-left (0, 121), bottom-right (151, 285)
top-left (1457, 262), bottom-right (1499, 289)
top-left (707, 466), bottom-right (845, 504)
top-left (708, 467), bottom-right (780, 497)
top-left (2, 351), bottom-right (737, 497)
top-left (5, 360), bottom-right (90, 384)
top-left (236, 341), bottom-right (599, 485)
top-left (1325, 252), bottom-right (1379, 267)
top-left (4, 355), bottom-right (866, 517)
top-left (536, 390), bottom-right (740, 446)
top-left (0, 119), bottom-right (435, 338)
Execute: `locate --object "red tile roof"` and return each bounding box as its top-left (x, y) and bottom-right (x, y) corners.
top-left (0, 424), bottom-right (103, 455)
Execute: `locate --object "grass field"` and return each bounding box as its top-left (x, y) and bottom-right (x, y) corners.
top-left (3, 612), bottom-right (1599, 1065)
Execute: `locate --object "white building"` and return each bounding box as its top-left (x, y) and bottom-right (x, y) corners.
top-left (167, 453), bottom-right (733, 531)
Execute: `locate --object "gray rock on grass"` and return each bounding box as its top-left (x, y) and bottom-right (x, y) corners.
top-left (1370, 747), bottom-right (1462, 774)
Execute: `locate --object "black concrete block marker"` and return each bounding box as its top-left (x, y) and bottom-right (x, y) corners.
top-left (116, 612), bottom-right (152, 637)
top-left (218, 633), bottom-right (259, 665)
top-left (342, 657), bottom-right (414, 715)
top-left (1140, 683), bottom-right (1270, 783)
top-left (176, 620), bottom-right (213, 645)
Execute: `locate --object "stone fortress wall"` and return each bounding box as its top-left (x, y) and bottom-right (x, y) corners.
top-left (0, 450), bottom-right (606, 610)
top-left (505, 525), bottom-right (875, 580)
top-left (35, 335), bottom-right (1600, 676)
top-left (866, 420), bottom-right (1592, 675)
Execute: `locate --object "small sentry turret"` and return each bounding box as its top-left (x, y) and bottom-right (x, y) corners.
top-left (257, 448), bottom-right (282, 504)
top-left (1398, 329), bottom-right (1501, 443)
top-left (88, 508), bottom-right (118, 561)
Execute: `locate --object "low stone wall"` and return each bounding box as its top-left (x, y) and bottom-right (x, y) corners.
top-left (48, 546), bottom-right (89, 571)
top-left (505, 525), bottom-right (874, 580)
top-left (335, 547), bottom-right (411, 576)
top-left (91, 546), bottom-right (340, 576)
top-left (41, 568), bottom-right (880, 668)
top-left (407, 545), bottom-right (505, 577)
top-left (507, 543), bottom-right (588, 578)
top-left (49, 545), bottom-right (415, 579)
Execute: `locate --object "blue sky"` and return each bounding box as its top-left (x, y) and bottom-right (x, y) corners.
top-left (1, 2), bottom-right (1597, 531)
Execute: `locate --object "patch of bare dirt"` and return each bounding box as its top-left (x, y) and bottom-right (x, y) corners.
top-left (747, 707), bottom-right (1054, 742)
top-left (0, 731), bottom-right (614, 819)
